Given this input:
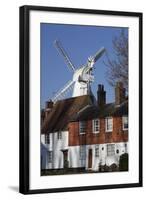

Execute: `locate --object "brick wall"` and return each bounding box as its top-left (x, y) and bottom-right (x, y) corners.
top-left (68, 117), bottom-right (128, 146)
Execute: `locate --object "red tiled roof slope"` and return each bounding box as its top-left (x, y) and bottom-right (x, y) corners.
top-left (41, 95), bottom-right (94, 133)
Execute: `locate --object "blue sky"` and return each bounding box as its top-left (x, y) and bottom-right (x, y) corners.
top-left (41, 23), bottom-right (128, 108)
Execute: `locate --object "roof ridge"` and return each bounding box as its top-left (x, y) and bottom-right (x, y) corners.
top-left (77, 104), bottom-right (92, 114)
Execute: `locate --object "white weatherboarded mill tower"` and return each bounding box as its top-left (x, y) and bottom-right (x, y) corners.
top-left (52, 40), bottom-right (105, 102)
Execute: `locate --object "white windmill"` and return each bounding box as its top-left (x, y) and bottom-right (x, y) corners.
top-left (52, 40), bottom-right (105, 103)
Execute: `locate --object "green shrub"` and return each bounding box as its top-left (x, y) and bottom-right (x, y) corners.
top-left (119, 153), bottom-right (128, 171)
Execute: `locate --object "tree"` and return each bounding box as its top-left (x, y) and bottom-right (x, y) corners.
top-left (105, 30), bottom-right (128, 92)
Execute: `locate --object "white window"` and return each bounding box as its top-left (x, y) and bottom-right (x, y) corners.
top-left (107, 144), bottom-right (115, 156)
top-left (92, 119), bottom-right (100, 133)
top-left (123, 116), bottom-right (128, 130)
top-left (57, 131), bottom-right (62, 140)
top-left (95, 145), bottom-right (99, 157)
top-left (105, 117), bottom-right (113, 132)
top-left (79, 121), bottom-right (86, 134)
top-left (45, 134), bottom-right (50, 144)
top-left (48, 151), bottom-right (52, 163)
top-left (79, 146), bottom-right (86, 160)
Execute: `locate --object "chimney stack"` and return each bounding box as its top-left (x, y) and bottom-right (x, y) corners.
top-left (45, 100), bottom-right (53, 109)
top-left (41, 109), bottom-right (45, 124)
top-left (115, 82), bottom-right (125, 105)
top-left (97, 84), bottom-right (106, 108)
top-left (45, 100), bottom-right (53, 118)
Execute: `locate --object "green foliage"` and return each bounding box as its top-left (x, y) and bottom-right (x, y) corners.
top-left (119, 153), bottom-right (128, 171)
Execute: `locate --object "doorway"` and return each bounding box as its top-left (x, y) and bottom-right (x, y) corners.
top-left (88, 149), bottom-right (92, 169)
top-left (62, 149), bottom-right (68, 169)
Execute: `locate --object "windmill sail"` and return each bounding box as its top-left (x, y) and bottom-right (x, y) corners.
top-left (52, 80), bottom-right (75, 103)
top-left (52, 40), bottom-right (106, 102)
top-left (83, 47), bottom-right (106, 75)
top-left (93, 47), bottom-right (106, 63)
top-left (54, 40), bottom-right (75, 72)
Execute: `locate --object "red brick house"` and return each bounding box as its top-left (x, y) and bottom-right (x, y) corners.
top-left (41, 82), bottom-right (128, 172)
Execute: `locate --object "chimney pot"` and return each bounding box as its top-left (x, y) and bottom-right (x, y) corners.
top-left (98, 84), bottom-right (102, 91)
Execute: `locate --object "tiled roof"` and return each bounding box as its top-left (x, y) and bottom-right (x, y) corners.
top-left (41, 94), bottom-right (128, 133)
top-left (41, 95), bottom-right (94, 133)
top-left (71, 100), bottom-right (128, 121)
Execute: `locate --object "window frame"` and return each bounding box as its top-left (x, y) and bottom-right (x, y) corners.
top-left (45, 133), bottom-right (50, 144)
top-left (79, 121), bottom-right (86, 134)
top-left (57, 131), bottom-right (62, 140)
top-left (107, 144), bottom-right (115, 156)
top-left (79, 145), bottom-right (86, 160)
top-left (95, 145), bottom-right (99, 157)
top-left (92, 118), bottom-right (100, 134)
top-left (122, 116), bottom-right (128, 130)
top-left (105, 117), bottom-right (113, 132)
top-left (48, 151), bottom-right (53, 163)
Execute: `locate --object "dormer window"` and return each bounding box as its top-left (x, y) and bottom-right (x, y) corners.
top-left (79, 121), bottom-right (86, 134)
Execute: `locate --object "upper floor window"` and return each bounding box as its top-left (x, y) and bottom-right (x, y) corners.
top-left (48, 151), bottom-right (52, 163)
top-left (57, 131), bottom-right (62, 140)
top-left (105, 117), bottom-right (113, 132)
top-left (79, 121), bottom-right (86, 134)
top-left (92, 119), bottom-right (100, 133)
top-left (123, 116), bottom-right (128, 130)
top-left (45, 134), bottom-right (50, 144)
top-left (107, 144), bottom-right (115, 156)
top-left (95, 145), bottom-right (99, 157)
